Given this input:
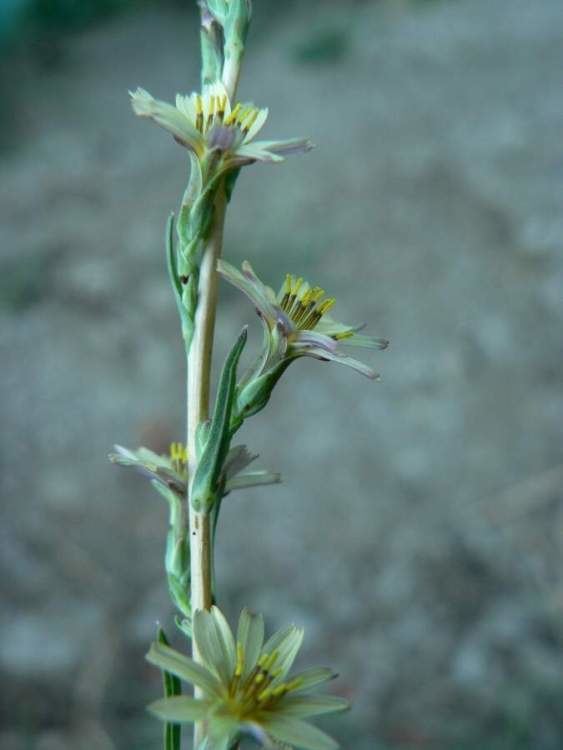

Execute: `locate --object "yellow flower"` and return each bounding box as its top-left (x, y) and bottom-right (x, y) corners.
top-left (130, 82), bottom-right (312, 168)
top-left (147, 606), bottom-right (348, 750)
top-left (218, 260), bottom-right (389, 380)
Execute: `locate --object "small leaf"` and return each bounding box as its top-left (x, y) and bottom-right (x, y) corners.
top-left (166, 213), bottom-right (192, 341)
top-left (191, 328), bottom-right (247, 512)
top-left (224, 167), bottom-right (241, 203)
top-left (157, 628), bottom-right (182, 750)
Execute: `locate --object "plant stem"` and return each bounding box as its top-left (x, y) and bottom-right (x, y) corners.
top-left (187, 187), bottom-right (227, 611)
top-left (187, 11), bottom-right (244, 745)
top-left (187, 3), bottom-right (244, 626)
top-left (186, 187), bottom-right (226, 746)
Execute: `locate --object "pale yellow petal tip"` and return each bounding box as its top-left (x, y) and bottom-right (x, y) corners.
top-left (130, 87), bottom-right (155, 115)
top-left (204, 80), bottom-right (230, 99)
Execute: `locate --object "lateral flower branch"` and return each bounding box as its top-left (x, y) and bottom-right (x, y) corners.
top-left (111, 1), bottom-right (387, 748)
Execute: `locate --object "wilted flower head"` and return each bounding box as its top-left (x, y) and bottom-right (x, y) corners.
top-left (130, 82), bottom-right (312, 170)
top-left (147, 606), bottom-right (348, 750)
top-left (109, 442), bottom-right (279, 498)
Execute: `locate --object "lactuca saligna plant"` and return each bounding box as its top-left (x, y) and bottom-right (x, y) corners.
top-left (110, 1), bottom-right (387, 748)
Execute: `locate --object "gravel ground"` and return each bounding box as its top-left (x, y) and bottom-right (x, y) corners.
top-left (1, 0), bottom-right (563, 747)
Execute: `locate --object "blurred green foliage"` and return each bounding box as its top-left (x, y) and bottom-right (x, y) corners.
top-left (0, 257), bottom-right (47, 311)
top-left (25, 0), bottom-right (138, 30)
top-left (291, 27), bottom-right (350, 65)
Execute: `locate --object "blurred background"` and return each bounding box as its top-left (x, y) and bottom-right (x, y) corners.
top-left (1, 0), bottom-right (563, 747)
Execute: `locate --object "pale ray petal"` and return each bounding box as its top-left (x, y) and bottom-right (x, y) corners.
top-left (316, 317), bottom-right (389, 350)
top-left (232, 143), bottom-right (285, 163)
top-left (175, 93), bottom-right (197, 123)
top-left (225, 469), bottom-right (282, 493)
top-left (300, 346), bottom-right (379, 379)
top-left (205, 80), bottom-right (230, 103)
top-left (217, 260), bottom-right (278, 321)
top-left (244, 106), bottom-right (269, 142)
top-left (276, 695), bottom-right (350, 718)
top-left (210, 605), bottom-right (237, 677)
top-left (222, 445), bottom-right (257, 481)
top-left (282, 667), bottom-right (337, 693)
top-left (237, 608), bottom-right (265, 678)
top-left (146, 641), bottom-right (223, 698)
top-left (130, 88), bottom-right (204, 152)
top-left (292, 330), bottom-right (339, 353)
top-left (207, 731), bottom-right (235, 750)
top-left (193, 609), bottom-right (233, 684)
top-left (148, 695), bottom-right (209, 723)
top-left (262, 625), bottom-right (304, 682)
top-left (343, 333), bottom-right (389, 350)
top-left (262, 715), bottom-right (339, 750)
top-left (250, 137), bottom-right (314, 157)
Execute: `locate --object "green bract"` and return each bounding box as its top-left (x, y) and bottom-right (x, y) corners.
top-left (147, 607), bottom-right (349, 750)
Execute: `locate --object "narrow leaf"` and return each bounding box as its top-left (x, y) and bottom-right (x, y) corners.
top-left (166, 213), bottom-right (192, 339)
top-left (191, 328), bottom-right (247, 512)
top-left (157, 628), bottom-right (182, 750)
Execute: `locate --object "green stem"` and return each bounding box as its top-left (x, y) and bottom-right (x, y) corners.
top-left (187, 4), bottom-right (246, 745)
top-left (186, 187), bottom-right (227, 745)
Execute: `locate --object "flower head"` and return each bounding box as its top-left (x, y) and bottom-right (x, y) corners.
top-left (109, 442), bottom-right (280, 499)
top-left (130, 82), bottom-right (312, 169)
top-left (218, 260), bottom-right (389, 383)
top-left (147, 606), bottom-right (348, 750)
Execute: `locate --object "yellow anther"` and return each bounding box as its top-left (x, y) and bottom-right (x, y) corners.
top-left (217, 95), bottom-right (226, 119)
top-left (283, 274), bottom-right (292, 296)
top-left (285, 677), bottom-right (303, 691)
top-left (235, 643), bottom-right (245, 677)
top-left (318, 298), bottom-right (335, 316)
top-left (225, 102), bottom-right (242, 126)
top-left (333, 330), bottom-right (354, 341)
top-left (195, 96), bottom-right (204, 132)
top-left (170, 442), bottom-right (187, 466)
top-left (257, 687), bottom-right (273, 703)
top-left (236, 105), bottom-right (250, 123)
top-left (300, 289), bottom-right (314, 307)
top-left (254, 672), bottom-right (265, 684)
top-left (266, 650), bottom-right (279, 671)
top-left (310, 287), bottom-right (325, 302)
top-left (241, 108), bottom-right (259, 134)
top-left (292, 277), bottom-right (304, 296)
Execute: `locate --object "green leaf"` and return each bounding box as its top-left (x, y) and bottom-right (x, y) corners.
top-left (191, 328), bottom-right (247, 512)
top-left (178, 153), bottom-right (204, 245)
top-left (157, 628), bottom-right (182, 750)
top-left (196, 419), bottom-right (212, 458)
top-left (165, 213), bottom-right (192, 341)
top-left (224, 167), bottom-right (241, 203)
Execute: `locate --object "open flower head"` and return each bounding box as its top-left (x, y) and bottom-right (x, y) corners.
top-left (109, 442), bottom-right (280, 498)
top-left (147, 606), bottom-right (348, 750)
top-left (130, 82), bottom-right (312, 168)
top-left (218, 260), bottom-right (389, 380)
